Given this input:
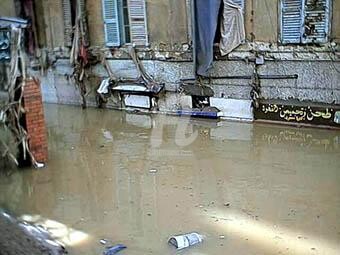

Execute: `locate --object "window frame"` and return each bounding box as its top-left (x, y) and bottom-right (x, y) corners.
top-left (102, 0), bottom-right (148, 47)
top-left (102, 0), bottom-right (121, 47)
top-left (279, 0), bottom-right (332, 45)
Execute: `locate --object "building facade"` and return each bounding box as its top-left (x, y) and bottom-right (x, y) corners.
top-left (0, 0), bottom-right (339, 125)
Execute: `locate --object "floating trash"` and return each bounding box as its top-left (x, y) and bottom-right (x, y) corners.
top-left (103, 244), bottom-right (127, 255)
top-left (100, 239), bottom-right (108, 245)
top-left (102, 129), bottom-right (114, 142)
top-left (168, 232), bottom-right (203, 250)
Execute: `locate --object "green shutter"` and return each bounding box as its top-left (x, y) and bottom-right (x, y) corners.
top-left (102, 0), bottom-right (121, 47)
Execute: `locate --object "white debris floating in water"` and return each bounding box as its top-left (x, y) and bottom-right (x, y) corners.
top-left (168, 232), bottom-right (203, 250)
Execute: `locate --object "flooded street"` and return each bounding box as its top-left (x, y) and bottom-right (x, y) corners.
top-left (0, 104), bottom-right (340, 255)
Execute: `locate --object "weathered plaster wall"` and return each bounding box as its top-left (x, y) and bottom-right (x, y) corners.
top-left (0, 0), bottom-right (16, 17)
top-left (244, 0), bottom-right (339, 43)
top-left (42, 0), bottom-right (65, 48)
top-left (37, 55), bottom-right (340, 109)
top-left (34, 0), bottom-right (47, 47)
top-left (36, 59), bottom-right (255, 120)
top-left (90, 0), bottom-right (340, 48)
top-left (332, 0), bottom-right (340, 42)
top-left (85, 0), bottom-right (189, 48)
top-left (87, 0), bottom-right (105, 46)
top-left (244, 0), bottom-right (279, 42)
top-left (38, 0), bottom-right (339, 52)
top-left (147, 0), bottom-right (188, 47)
top-left (24, 0), bottom-right (340, 122)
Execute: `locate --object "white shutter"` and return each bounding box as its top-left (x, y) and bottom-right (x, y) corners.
top-left (280, 0), bottom-right (303, 44)
top-left (128, 0), bottom-right (148, 45)
top-left (302, 0), bottom-right (330, 44)
top-left (102, 0), bottom-right (121, 47)
top-left (62, 0), bottom-right (72, 47)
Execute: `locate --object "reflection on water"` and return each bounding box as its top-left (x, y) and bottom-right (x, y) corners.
top-left (19, 214), bottom-right (89, 247)
top-left (0, 104), bottom-right (339, 255)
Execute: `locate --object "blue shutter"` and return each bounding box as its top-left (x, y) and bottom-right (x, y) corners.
top-left (79, 0), bottom-right (85, 14)
top-left (128, 0), bottom-right (148, 45)
top-left (280, 0), bottom-right (303, 44)
top-left (302, 0), bottom-right (330, 44)
top-left (102, 0), bottom-right (121, 47)
top-left (62, 0), bottom-right (72, 47)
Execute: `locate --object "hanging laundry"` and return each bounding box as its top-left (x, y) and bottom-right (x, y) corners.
top-left (195, 0), bottom-right (222, 77)
top-left (219, 0), bottom-right (245, 56)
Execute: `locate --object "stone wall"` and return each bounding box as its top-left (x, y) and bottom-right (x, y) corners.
top-left (35, 53), bottom-right (339, 121)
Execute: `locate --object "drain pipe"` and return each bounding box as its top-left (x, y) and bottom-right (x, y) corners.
top-left (180, 74), bottom-right (298, 81)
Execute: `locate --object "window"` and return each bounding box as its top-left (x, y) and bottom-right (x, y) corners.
top-left (280, 0), bottom-right (331, 44)
top-left (63, 0), bottom-right (87, 47)
top-left (102, 0), bottom-right (148, 47)
top-left (62, 0), bottom-right (73, 47)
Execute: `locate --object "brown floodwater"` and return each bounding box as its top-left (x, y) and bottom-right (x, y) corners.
top-left (0, 104), bottom-right (340, 255)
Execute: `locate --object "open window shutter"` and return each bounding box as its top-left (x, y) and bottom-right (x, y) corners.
top-left (62, 0), bottom-right (72, 47)
top-left (302, 0), bottom-right (330, 44)
top-left (280, 0), bottom-right (303, 44)
top-left (128, 0), bottom-right (148, 45)
top-left (102, 0), bottom-right (121, 47)
top-left (79, 0), bottom-right (86, 14)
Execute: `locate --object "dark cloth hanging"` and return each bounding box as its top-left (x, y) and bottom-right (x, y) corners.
top-left (195, 0), bottom-right (222, 77)
top-left (22, 0), bottom-right (36, 55)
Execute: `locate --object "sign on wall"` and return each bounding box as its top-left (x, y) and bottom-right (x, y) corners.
top-left (255, 102), bottom-right (340, 127)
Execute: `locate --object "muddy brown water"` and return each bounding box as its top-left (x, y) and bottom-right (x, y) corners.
top-left (0, 104), bottom-right (340, 255)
